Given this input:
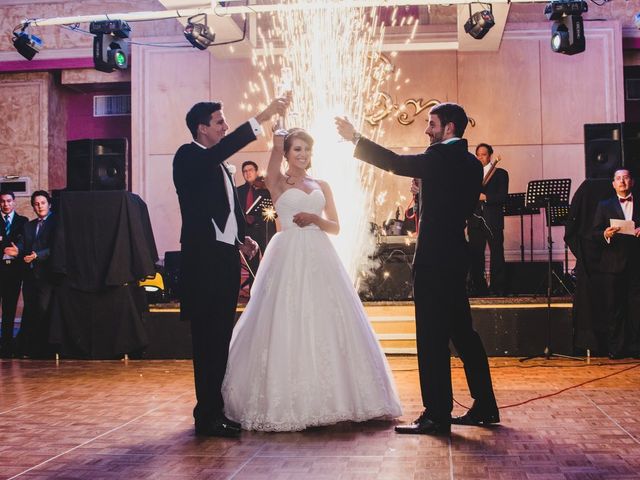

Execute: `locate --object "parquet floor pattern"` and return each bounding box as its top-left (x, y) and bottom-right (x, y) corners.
top-left (1, 357), bottom-right (639, 479)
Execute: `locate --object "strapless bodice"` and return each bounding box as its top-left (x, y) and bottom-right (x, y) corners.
top-left (275, 188), bottom-right (325, 231)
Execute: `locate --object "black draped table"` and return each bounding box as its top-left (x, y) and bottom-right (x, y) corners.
top-left (49, 191), bottom-right (158, 359)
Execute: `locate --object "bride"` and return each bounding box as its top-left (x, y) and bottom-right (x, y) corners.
top-left (222, 128), bottom-right (402, 431)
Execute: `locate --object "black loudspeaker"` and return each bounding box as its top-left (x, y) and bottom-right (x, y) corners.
top-left (360, 246), bottom-right (413, 301)
top-left (505, 261), bottom-right (564, 295)
top-left (584, 123), bottom-right (640, 179)
top-left (67, 138), bottom-right (128, 191)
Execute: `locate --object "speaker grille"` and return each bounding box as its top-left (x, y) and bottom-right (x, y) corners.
top-left (67, 138), bottom-right (128, 191)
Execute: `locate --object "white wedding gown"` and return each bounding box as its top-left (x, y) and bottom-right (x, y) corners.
top-left (222, 188), bottom-right (402, 431)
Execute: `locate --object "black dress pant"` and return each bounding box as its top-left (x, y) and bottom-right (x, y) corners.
top-left (602, 267), bottom-right (640, 356)
top-left (180, 241), bottom-right (240, 423)
top-left (468, 224), bottom-right (505, 294)
top-left (0, 262), bottom-right (22, 349)
top-left (17, 274), bottom-right (53, 358)
top-left (413, 264), bottom-right (497, 421)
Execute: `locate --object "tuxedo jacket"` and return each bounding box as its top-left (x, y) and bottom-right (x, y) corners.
top-left (19, 214), bottom-right (56, 281)
top-left (173, 122), bottom-right (256, 248)
top-left (592, 196), bottom-right (640, 274)
top-left (469, 167), bottom-right (508, 232)
top-left (355, 138), bottom-right (482, 271)
top-left (1, 212), bottom-right (28, 274)
top-left (1, 212), bottom-right (28, 250)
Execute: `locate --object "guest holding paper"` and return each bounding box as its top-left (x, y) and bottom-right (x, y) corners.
top-left (592, 168), bottom-right (640, 359)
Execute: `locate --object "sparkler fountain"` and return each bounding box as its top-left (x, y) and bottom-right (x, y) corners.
top-left (251, 1), bottom-right (408, 283)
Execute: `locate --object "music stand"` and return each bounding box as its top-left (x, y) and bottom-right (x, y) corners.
top-left (547, 204), bottom-right (573, 294)
top-left (246, 195), bottom-right (277, 247)
top-left (520, 179), bottom-right (582, 362)
top-left (503, 193), bottom-right (540, 262)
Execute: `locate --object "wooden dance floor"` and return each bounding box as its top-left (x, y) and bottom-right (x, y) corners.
top-left (1, 356), bottom-right (639, 479)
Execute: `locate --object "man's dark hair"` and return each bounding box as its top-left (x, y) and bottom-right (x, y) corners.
top-left (0, 190), bottom-right (15, 199)
top-left (430, 102), bottom-right (469, 138)
top-left (30, 190), bottom-right (51, 207)
top-left (242, 161), bottom-right (258, 171)
top-left (186, 101), bottom-right (223, 140)
top-left (475, 143), bottom-right (493, 156)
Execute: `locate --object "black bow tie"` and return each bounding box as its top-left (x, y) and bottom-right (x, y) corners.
top-left (620, 196), bottom-right (633, 203)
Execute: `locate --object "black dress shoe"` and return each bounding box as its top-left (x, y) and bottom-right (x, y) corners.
top-left (195, 419), bottom-right (241, 437)
top-left (395, 412), bottom-right (450, 436)
top-left (220, 415), bottom-right (241, 429)
top-left (451, 407), bottom-right (500, 426)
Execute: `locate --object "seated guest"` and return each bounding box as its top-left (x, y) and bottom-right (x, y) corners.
top-left (5, 191), bottom-right (57, 358)
top-left (592, 169), bottom-right (640, 359)
top-left (237, 161), bottom-right (274, 291)
top-left (0, 190), bottom-right (28, 358)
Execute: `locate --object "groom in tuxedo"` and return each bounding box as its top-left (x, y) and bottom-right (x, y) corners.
top-left (174, 96), bottom-right (288, 437)
top-left (592, 168), bottom-right (640, 359)
top-left (336, 102), bottom-right (499, 435)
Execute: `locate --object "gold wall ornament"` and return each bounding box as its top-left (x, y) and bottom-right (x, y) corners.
top-left (363, 53), bottom-right (476, 128)
top-left (398, 98), bottom-right (440, 126)
top-left (365, 91), bottom-right (395, 126)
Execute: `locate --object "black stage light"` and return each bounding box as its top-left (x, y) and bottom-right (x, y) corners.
top-left (464, 3), bottom-right (495, 40)
top-left (184, 14), bottom-right (215, 50)
top-left (12, 24), bottom-right (42, 60)
top-left (545, 0), bottom-right (588, 55)
top-left (90, 20), bottom-right (131, 73)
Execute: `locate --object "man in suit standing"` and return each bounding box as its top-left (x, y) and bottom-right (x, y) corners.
top-left (335, 102), bottom-right (499, 435)
top-left (468, 143), bottom-right (509, 296)
top-left (0, 190), bottom-right (28, 358)
top-left (173, 96), bottom-right (288, 437)
top-left (237, 160), bottom-right (274, 291)
top-left (592, 169), bottom-right (640, 359)
top-left (5, 191), bottom-right (56, 358)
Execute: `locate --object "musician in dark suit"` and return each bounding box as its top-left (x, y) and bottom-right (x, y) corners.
top-left (335, 103), bottom-right (499, 436)
top-left (237, 161), bottom-right (274, 290)
top-left (0, 190), bottom-right (28, 358)
top-left (592, 169), bottom-right (640, 359)
top-left (468, 143), bottom-right (509, 296)
top-left (6, 191), bottom-right (56, 358)
top-left (173, 96), bottom-right (288, 437)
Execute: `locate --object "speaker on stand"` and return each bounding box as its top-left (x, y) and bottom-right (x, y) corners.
top-left (67, 138), bottom-right (128, 191)
top-left (584, 123), bottom-right (640, 179)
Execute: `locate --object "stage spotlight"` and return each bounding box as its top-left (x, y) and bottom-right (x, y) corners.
top-left (464, 3), bottom-right (495, 40)
top-left (90, 20), bottom-right (131, 73)
top-left (184, 14), bottom-right (215, 50)
top-left (545, 0), bottom-right (588, 55)
top-left (12, 24), bottom-right (42, 60)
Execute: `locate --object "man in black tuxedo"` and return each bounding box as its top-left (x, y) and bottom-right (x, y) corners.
top-left (6, 191), bottom-right (56, 358)
top-left (592, 169), bottom-right (640, 359)
top-left (468, 143), bottom-right (509, 296)
top-left (336, 103), bottom-right (499, 435)
top-left (237, 160), bottom-right (274, 291)
top-left (173, 96), bottom-right (288, 437)
top-left (0, 190), bottom-right (28, 358)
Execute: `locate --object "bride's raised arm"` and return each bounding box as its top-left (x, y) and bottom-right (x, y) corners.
top-left (265, 133), bottom-right (286, 199)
